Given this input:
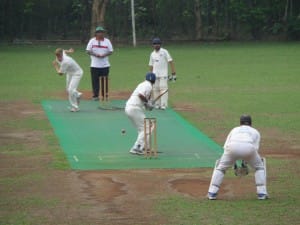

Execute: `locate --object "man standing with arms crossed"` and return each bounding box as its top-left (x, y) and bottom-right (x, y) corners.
top-left (149, 37), bottom-right (176, 110)
top-left (207, 115), bottom-right (268, 200)
top-left (86, 26), bottom-right (113, 101)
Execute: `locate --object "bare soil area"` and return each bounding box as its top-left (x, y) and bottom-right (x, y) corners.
top-left (0, 98), bottom-right (299, 224)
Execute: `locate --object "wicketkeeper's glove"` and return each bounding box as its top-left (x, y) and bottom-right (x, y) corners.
top-left (168, 73), bottom-right (177, 82)
top-left (234, 160), bottom-right (249, 176)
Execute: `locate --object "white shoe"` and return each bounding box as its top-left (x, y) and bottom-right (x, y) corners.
top-left (257, 193), bottom-right (269, 200)
top-left (207, 192), bottom-right (217, 200)
top-left (129, 148), bottom-right (144, 155)
top-left (70, 107), bottom-right (79, 112)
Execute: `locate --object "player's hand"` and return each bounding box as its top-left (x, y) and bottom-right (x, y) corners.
top-left (168, 74), bottom-right (177, 82)
top-left (234, 161), bottom-right (249, 176)
top-left (144, 102), bottom-right (154, 111)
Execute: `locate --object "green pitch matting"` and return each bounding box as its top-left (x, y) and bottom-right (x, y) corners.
top-left (42, 100), bottom-right (222, 170)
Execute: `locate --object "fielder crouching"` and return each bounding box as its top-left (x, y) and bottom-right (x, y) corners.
top-left (125, 72), bottom-right (156, 155)
top-left (207, 115), bottom-right (269, 200)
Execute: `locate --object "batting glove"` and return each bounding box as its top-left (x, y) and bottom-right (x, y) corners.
top-left (144, 102), bottom-right (154, 111)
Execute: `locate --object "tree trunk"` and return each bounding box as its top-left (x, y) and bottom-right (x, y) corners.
top-left (283, 0), bottom-right (289, 22)
top-left (194, 0), bottom-right (202, 40)
top-left (90, 0), bottom-right (108, 37)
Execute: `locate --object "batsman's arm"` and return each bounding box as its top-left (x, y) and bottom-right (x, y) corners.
top-left (138, 93), bottom-right (148, 103)
top-left (139, 93), bottom-right (154, 111)
top-left (52, 60), bottom-right (63, 76)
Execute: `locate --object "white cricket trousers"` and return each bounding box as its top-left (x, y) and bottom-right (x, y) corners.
top-left (208, 142), bottom-right (267, 196)
top-left (153, 76), bottom-right (168, 108)
top-left (66, 74), bottom-right (82, 109)
top-left (125, 105), bottom-right (146, 149)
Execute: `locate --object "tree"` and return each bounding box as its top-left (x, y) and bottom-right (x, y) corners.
top-left (90, 0), bottom-right (109, 37)
top-left (194, 0), bottom-right (203, 40)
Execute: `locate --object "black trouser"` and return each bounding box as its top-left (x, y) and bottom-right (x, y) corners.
top-left (91, 67), bottom-right (110, 98)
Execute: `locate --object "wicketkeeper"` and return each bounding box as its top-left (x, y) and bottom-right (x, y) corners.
top-left (207, 115), bottom-right (268, 200)
top-left (125, 72), bottom-right (156, 155)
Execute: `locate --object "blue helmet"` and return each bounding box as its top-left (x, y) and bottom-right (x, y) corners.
top-left (152, 37), bottom-right (162, 45)
top-left (145, 72), bottom-right (156, 84)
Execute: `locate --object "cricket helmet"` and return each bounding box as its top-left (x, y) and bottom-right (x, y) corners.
top-left (240, 114), bottom-right (252, 126)
top-left (152, 37), bottom-right (162, 45)
top-left (145, 72), bottom-right (156, 84)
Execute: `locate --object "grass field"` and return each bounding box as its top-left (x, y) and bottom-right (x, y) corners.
top-left (0, 42), bottom-right (300, 224)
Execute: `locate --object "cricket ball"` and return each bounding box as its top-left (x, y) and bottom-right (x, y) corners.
top-left (121, 129), bottom-right (126, 134)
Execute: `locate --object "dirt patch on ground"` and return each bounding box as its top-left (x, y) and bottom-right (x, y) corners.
top-left (0, 98), bottom-right (299, 224)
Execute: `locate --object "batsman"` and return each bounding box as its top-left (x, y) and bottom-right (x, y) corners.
top-left (207, 115), bottom-right (268, 200)
top-left (125, 72), bottom-right (156, 155)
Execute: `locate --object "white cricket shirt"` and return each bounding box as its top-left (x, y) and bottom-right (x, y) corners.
top-left (58, 51), bottom-right (83, 76)
top-left (126, 80), bottom-right (153, 108)
top-left (224, 125), bottom-right (261, 151)
top-left (149, 47), bottom-right (172, 77)
top-left (86, 37), bottom-right (113, 68)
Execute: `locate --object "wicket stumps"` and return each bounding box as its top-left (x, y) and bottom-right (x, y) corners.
top-left (100, 76), bottom-right (109, 101)
top-left (144, 118), bottom-right (157, 158)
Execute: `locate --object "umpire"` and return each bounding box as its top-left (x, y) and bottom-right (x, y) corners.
top-left (86, 26), bottom-right (113, 101)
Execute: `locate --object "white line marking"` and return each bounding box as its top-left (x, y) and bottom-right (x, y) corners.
top-left (73, 155), bottom-right (79, 162)
top-left (98, 155), bottom-right (103, 161)
top-left (194, 153), bottom-right (200, 159)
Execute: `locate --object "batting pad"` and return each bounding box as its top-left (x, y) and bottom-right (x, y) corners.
top-left (42, 100), bottom-right (222, 170)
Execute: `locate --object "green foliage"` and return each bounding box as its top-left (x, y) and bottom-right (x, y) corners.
top-left (288, 16), bottom-right (300, 40)
top-left (1, 0), bottom-right (300, 41)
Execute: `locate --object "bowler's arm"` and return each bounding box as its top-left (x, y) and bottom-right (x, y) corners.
top-left (52, 60), bottom-right (63, 75)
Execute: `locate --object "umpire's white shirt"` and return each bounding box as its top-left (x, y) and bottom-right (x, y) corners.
top-left (126, 80), bottom-right (152, 108)
top-left (149, 48), bottom-right (172, 77)
top-left (86, 37), bottom-right (113, 68)
top-left (224, 125), bottom-right (261, 152)
top-left (58, 51), bottom-right (83, 76)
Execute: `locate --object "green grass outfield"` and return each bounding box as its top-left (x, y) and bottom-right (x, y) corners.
top-left (0, 42), bottom-right (300, 224)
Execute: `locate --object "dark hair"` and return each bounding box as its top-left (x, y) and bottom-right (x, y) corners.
top-left (240, 115), bottom-right (252, 125)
